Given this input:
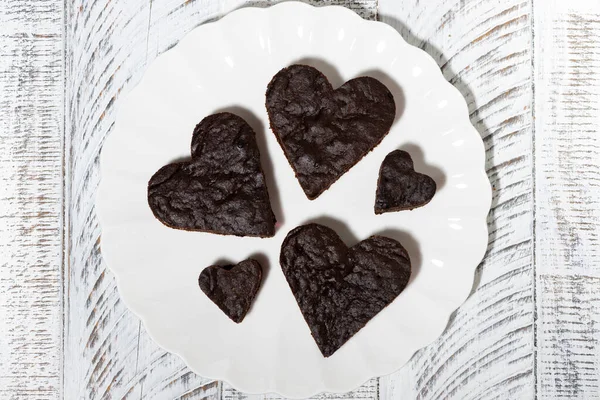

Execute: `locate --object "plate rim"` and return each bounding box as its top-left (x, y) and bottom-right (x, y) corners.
top-left (97, 2), bottom-right (492, 397)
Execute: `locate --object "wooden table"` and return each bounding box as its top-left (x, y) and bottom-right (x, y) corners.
top-left (1, 0), bottom-right (598, 398)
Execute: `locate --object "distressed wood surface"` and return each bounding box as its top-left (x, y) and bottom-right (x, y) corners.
top-left (534, 0), bottom-right (600, 398)
top-left (0, 1), bottom-right (63, 399)
top-left (2, 0), bottom-right (599, 398)
top-left (378, 1), bottom-right (535, 399)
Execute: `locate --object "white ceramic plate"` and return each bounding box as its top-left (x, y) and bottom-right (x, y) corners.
top-left (97, 2), bottom-right (491, 397)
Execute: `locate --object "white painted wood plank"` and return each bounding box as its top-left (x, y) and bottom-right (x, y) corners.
top-left (534, 0), bottom-right (600, 398)
top-left (64, 1), bottom-right (377, 399)
top-left (0, 1), bottom-right (64, 399)
top-left (378, 1), bottom-right (534, 398)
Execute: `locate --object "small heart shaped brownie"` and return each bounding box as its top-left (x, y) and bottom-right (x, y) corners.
top-left (280, 223), bottom-right (411, 357)
top-left (375, 150), bottom-right (437, 214)
top-left (199, 259), bottom-right (263, 323)
top-left (266, 64), bottom-right (396, 200)
top-left (148, 113), bottom-right (276, 237)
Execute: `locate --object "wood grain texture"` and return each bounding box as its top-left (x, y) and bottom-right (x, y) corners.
top-left (64, 1), bottom-right (378, 399)
top-left (15, 0), bottom-right (598, 397)
top-left (534, 0), bottom-right (600, 398)
top-left (378, 1), bottom-right (535, 399)
top-left (0, 1), bottom-right (63, 399)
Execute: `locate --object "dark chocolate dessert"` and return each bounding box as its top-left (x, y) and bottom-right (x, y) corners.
top-left (280, 223), bottom-right (411, 356)
top-left (266, 64), bottom-right (396, 199)
top-left (375, 150), bottom-right (436, 214)
top-left (148, 112), bottom-right (276, 237)
top-left (199, 259), bottom-right (263, 323)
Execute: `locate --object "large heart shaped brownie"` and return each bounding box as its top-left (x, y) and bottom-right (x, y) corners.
top-left (199, 259), bottom-right (262, 323)
top-left (148, 112), bottom-right (276, 237)
top-left (280, 223), bottom-right (411, 357)
top-left (266, 64), bottom-right (396, 200)
top-left (375, 150), bottom-right (436, 214)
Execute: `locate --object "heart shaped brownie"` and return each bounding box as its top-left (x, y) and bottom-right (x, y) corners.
top-left (266, 64), bottom-right (396, 200)
top-left (280, 223), bottom-right (411, 357)
top-left (199, 259), bottom-right (262, 323)
top-left (148, 113), bottom-right (276, 237)
top-left (375, 150), bottom-right (437, 214)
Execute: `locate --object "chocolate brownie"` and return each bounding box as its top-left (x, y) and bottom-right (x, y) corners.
top-left (280, 223), bottom-right (411, 357)
top-left (266, 64), bottom-right (396, 199)
top-left (148, 112), bottom-right (276, 237)
top-left (375, 150), bottom-right (436, 214)
top-left (199, 259), bottom-right (262, 323)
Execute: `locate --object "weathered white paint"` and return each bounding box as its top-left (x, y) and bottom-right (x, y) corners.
top-left (0, 1), bottom-right (63, 399)
top-left (3, 0), bottom-right (600, 398)
top-left (534, 0), bottom-right (600, 398)
top-left (378, 1), bottom-right (535, 398)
